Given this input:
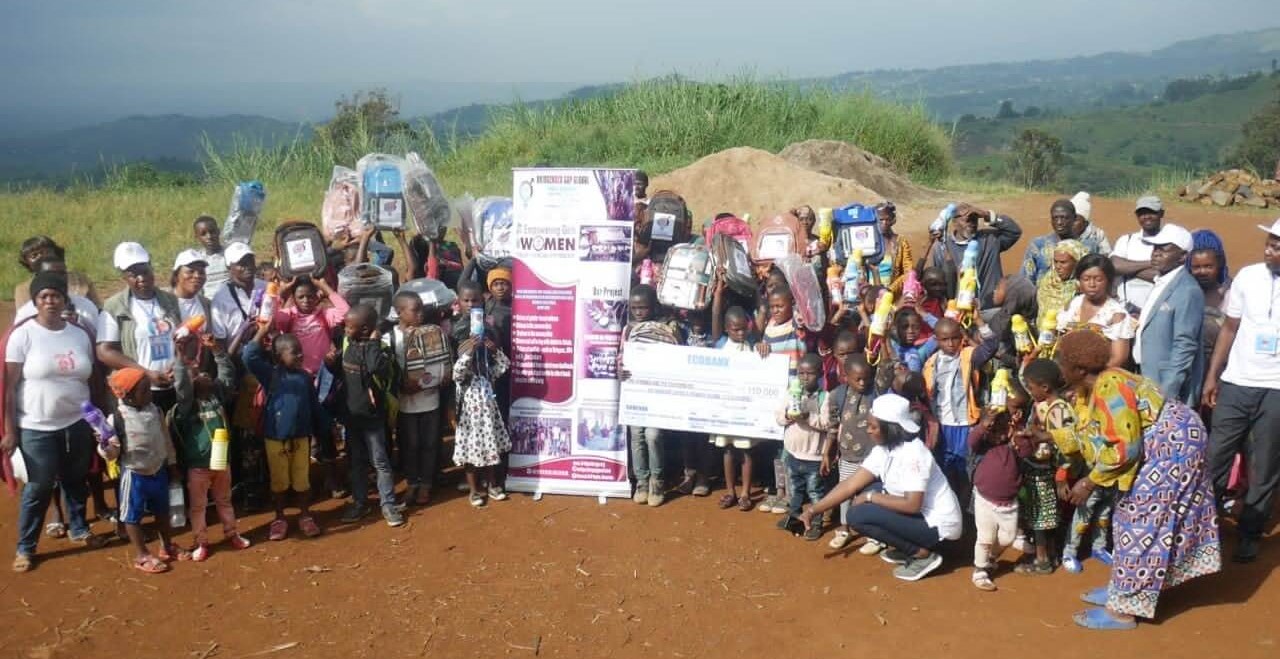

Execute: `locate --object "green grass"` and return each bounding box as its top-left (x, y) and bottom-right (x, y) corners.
top-left (0, 78), bottom-right (952, 300)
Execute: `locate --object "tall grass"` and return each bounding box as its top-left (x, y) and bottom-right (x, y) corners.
top-left (0, 77), bottom-right (954, 300)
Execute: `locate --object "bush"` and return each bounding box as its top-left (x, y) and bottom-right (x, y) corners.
top-left (1008, 129), bottom-right (1064, 188)
top-left (1231, 97), bottom-right (1280, 177)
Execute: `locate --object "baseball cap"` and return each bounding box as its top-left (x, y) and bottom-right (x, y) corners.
top-left (113, 242), bottom-right (151, 271)
top-left (870, 393), bottom-right (921, 434)
top-left (1141, 224), bottom-right (1192, 251)
top-left (224, 241), bottom-right (255, 265)
top-left (1256, 218), bottom-right (1280, 239)
top-left (172, 248), bottom-right (209, 271)
top-left (1135, 195), bottom-right (1163, 212)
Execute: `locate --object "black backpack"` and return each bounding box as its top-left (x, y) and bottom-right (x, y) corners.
top-left (642, 190), bottom-right (692, 261)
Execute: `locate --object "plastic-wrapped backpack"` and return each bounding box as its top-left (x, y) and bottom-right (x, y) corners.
top-left (468, 197), bottom-right (515, 269)
top-left (356, 153), bottom-right (407, 231)
top-left (222, 181), bottom-right (266, 246)
top-left (774, 253), bottom-right (827, 331)
top-left (403, 152), bottom-right (451, 237)
top-left (322, 166), bottom-right (365, 240)
top-left (710, 233), bottom-right (756, 297)
top-left (657, 244), bottom-right (714, 311)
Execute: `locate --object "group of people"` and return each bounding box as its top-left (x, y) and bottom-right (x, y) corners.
top-left (1, 180), bottom-right (1277, 633)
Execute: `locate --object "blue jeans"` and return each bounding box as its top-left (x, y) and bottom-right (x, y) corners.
top-left (346, 420), bottom-right (397, 509)
top-left (629, 426), bottom-right (664, 486)
top-left (17, 422), bottom-right (93, 556)
top-left (784, 451), bottom-right (828, 517)
top-left (846, 502), bottom-right (942, 555)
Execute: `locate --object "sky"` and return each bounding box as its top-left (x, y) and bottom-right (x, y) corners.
top-left (2, 0), bottom-right (1278, 131)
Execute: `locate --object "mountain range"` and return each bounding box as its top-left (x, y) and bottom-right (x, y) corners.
top-left (3, 27), bottom-right (1280, 185)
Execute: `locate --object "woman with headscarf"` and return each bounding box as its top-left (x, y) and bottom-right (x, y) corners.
top-left (1038, 330), bottom-right (1220, 630)
top-left (1186, 230), bottom-right (1231, 364)
top-left (873, 202), bottom-right (913, 295)
top-left (3, 272), bottom-right (106, 572)
top-left (1036, 239), bottom-right (1090, 332)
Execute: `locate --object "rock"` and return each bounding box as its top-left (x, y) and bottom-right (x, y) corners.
top-left (1197, 181), bottom-right (1217, 197)
top-left (1241, 196), bottom-right (1270, 209)
top-left (1179, 184), bottom-right (1193, 198)
top-left (1210, 189), bottom-right (1235, 206)
top-left (1239, 184), bottom-right (1256, 198)
top-left (1199, 196), bottom-right (1215, 206)
top-left (1220, 181), bottom-right (1240, 196)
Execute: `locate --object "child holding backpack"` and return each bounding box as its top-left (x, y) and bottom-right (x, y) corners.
top-left (337, 304), bottom-right (404, 527)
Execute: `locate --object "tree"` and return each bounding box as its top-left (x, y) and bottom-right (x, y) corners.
top-left (996, 100), bottom-right (1019, 119)
top-left (314, 89), bottom-right (415, 150)
top-left (1008, 129), bottom-right (1064, 188)
top-left (1230, 96), bottom-right (1280, 177)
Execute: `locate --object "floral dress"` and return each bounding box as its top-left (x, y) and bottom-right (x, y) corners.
top-left (452, 347), bottom-right (511, 468)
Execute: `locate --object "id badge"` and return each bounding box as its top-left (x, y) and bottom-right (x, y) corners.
top-left (1254, 327), bottom-right (1280, 356)
top-left (148, 319), bottom-right (174, 362)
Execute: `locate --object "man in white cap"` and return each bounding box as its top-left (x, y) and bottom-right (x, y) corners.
top-left (1203, 218), bottom-right (1280, 563)
top-left (1069, 191), bottom-right (1112, 256)
top-left (96, 242), bottom-right (183, 410)
top-left (1110, 195), bottom-right (1165, 315)
top-left (1133, 224), bottom-right (1204, 405)
top-left (209, 242), bottom-right (266, 346)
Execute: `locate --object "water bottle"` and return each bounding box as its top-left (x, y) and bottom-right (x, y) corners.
top-left (258, 282), bottom-right (280, 323)
top-left (470, 307), bottom-right (485, 338)
top-left (826, 265), bottom-right (844, 306)
top-left (929, 203), bottom-right (956, 234)
top-left (843, 251), bottom-right (863, 305)
top-left (1010, 314), bottom-right (1035, 354)
top-left (1039, 310), bottom-right (1059, 347)
top-left (210, 428), bottom-right (230, 471)
top-left (81, 402), bottom-right (115, 448)
top-left (786, 380), bottom-right (804, 420)
top-left (639, 258), bottom-right (654, 286)
top-left (173, 314), bottom-right (206, 341)
top-left (168, 481), bottom-right (187, 528)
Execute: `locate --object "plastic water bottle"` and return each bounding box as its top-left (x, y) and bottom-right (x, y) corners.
top-left (1011, 314), bottom-right (1035, 354)
top-left (826, 265), bottom-right (844, 306)
top-left (639, 258), bottom-right (654, 286)
top-left (990, 368), bottom-right (1012, 412)
top-left (81, 402), bottom-right (115, 448)
top-left (470, 307), bottom-right (485, 338)
top-left (173, 314), bottom-right (206, 341)
top-left (930, 203), bottom-right (956, 234)
top-left (168, 481), bottom-right (187, 528)
top-left (786, 380), bottom-right (804, 420)
top-left (210, 428), bottom-right (230, 471)
top-left (1039, 310), bottom-right (1059, 347)
top-left (257, 282), bottom-right (280, 323)
top-left (843, 251), bottom-right (863, 305)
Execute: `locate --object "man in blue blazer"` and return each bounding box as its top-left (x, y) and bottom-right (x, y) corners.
top-left (1134, 223), bottom-right (1205, 404)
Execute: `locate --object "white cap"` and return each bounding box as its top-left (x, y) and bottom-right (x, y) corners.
top-left (1135, 195), bottom-right (1163, 212)
top-left (224, 241), bottom-right (255, 266)
top-left (172, 248), bottom-right (208, 271)
top-left (1257, 218), bottom-right (1280, 239)
top-left (113, 242), bottom-right (151, 271)
top-left (1070, 191), bottom-right (1091, 221)
top-left (1141, 224), bottom-right (1193, 252)
top-left (870, 393), bottom-right (921, 434)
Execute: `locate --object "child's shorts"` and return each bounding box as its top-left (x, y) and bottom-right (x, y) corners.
top-left (119, 469), bottom-right (169, 525)
top-left (710, 435), bottom-right (762, 450)
top-left (266, 438), bottom-right (311, 494)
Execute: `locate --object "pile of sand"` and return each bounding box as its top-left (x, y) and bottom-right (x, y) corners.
top-left (779, 140), bottom-right (931, 203)
top-left (650, 147), bottom-right (886, 224)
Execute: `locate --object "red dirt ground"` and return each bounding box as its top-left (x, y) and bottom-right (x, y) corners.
top-left (1, 194), bottom-right (1277, 659)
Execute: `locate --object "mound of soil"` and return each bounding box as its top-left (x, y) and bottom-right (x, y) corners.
top-left (650, 147), bottom-right (885, 224)
top-left (779, 139), bottom-right (930, 203)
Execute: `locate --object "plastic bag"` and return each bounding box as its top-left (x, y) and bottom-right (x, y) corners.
top-left (397, 278), bottom-right (458, 314)
top-left (356, 153), bottom-right (408, 231)
top-left (455, 193), bottom-right (478, 253)
top-left (322, 166), bottom-right (367, 240)
top-left (403, 152), bottom-right (451, 237)
top-left (471, 196), bottom-right (514, 269)
top-left (222, 180), bottom-right (266, 245)
top-left (774, 253), bottom-right (826, 331)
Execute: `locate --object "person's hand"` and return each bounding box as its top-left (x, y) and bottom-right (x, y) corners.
top-left (392, 228), bottom-right (406, 240)
top-left (1202, 376), bottom-right (1219, 408)
top-left (457, 338), bottom-right (477, 356)
top-left (174, 331), bottom-right (198, 354)
top-left (756, 342), bottom-right (771, 358)
top-left (324, 345), bottom-right (339, 367)
top-left (978, 408), bottom-right (997, 432)
top-left (820, 455), bottom-right (832, 478)
top-left (1056, 481), bottom-right (1071, 501)
top-left (148, 369), bottom-right (174, 388)
top-left (201, 332), bottom-right (223, 355)
top-left (1, 429), bottom-right (17, 457)
top-left (1067, 477), bottom-right (1095, 506)
top-left (484, 338), bottom-right (497, 351)
top-left (797, 506), bottom-right (816, 531)
top-left (618, 368), bottom-right (631, 382)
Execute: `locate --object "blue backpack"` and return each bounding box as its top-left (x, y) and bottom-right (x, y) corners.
top-left (363, 162), bottom-right (406, 230)
top-left (831, 203), bottom-right (883, 265)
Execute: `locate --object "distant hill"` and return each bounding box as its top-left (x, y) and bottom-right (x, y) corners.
top-left (0, 113), bottom-right (305, 185)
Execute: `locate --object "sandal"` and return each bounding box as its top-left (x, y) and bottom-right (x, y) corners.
top-left (1014, 560), bottom-right (1055, 576)
top-left (1080, 586), bottom-right (1109, 607)
top-left (69, 533), bottom-right (108, 549)
top-left (133, 555), bottom-right (169, 574)
top-left (157, 544), bottom-right (190, 562)
top-left (738, 495), bottom-right (754, 512)
top-left (675, 478), bottom-right (695, 496)
top-left (971, 569), bottom-right (997, 591)
top-left (268, 518), bottom-right (289, 541)
top-left (1072, 607), bottom-right (1136, 631)
top-left (44, 522), bottom-right (67, 539)
top-left (12, 554), bottom-right (32, 573)
top-left (717, 493), bottom-right (737, 509)
top-left (298, 516), bottom-right (322, 538)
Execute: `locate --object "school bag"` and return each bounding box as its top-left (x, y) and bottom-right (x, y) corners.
top-left (222, 180), bottom-right (266, 246)
top-left (338, 264), bottom-right (395, 320)
top-left (831, 203), bottom-right (883, 265)
top-left (751, 212), bottom-right (804, 266)
top-left (624, 319), bottom-right (682, 346)
top-left (357, 153), bottom-right (407, 231)
top-left (710, 233), bottom-right (757, 297)
top-left (704, 214), bottom-right (753, 250)
top-left (388, 325), bottom-right (451, 392)
top-left (775, 254), bottom-right (827, 331)
top-left (322, 166), bottom-right (366, 240)
top-left (643, 190), bottom-right (692, 262)
top-left (341, 336), bottom-right (400, 426)
top-left (657, 243), bottom-right (714, 311)
top-left (464, 197), bottom-right (515, 269)
top-left (274, 221), bottom-right (328, 279)
top-left (397, 278), bottom-right (459, 316)
top-left (403, 152), bottom-right (451, 237)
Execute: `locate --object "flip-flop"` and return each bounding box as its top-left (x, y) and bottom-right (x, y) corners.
top-left (12, 554), bottom-right (33, 573)
top-left (1080, 586), bottom-right (1109, 607)
top-left (1073, 607), bottom-right (1136, 631)
top-left (44, 522), bottom-right (67, 539)
top-left (157, 544), bottom-right (190, 562)
top-left (1092, 548), bottom-right (1113, 566)
top-left (133, 555), bottom-right (169, 574)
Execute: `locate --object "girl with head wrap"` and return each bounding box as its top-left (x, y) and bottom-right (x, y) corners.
top-left (1036, 239), bottom-right (1090, 332)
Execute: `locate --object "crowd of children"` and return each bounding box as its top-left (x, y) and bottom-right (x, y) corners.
top-left (1, 188), bottom-right (1262, 613)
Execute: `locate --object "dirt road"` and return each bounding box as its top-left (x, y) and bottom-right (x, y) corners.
top-left (1, 194), bottom-right (1277, 659)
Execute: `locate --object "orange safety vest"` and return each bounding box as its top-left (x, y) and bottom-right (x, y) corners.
top-left (922, 346), bottom-right (982, 426)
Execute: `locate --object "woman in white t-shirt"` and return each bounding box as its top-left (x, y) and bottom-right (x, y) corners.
top-left (3, 272), bottom-right (105, 573)
top-left (1057, 254), bottom-right (1136, 368)
top-left (170, 249), bottom-right (211, 323)
top-left (800, 393), bottom-right (962, 582)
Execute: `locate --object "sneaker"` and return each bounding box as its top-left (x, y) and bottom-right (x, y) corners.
top-left (757, 494), bottom-right (777, 513)
top-left (1012, 533), bottom-right (1030, 554)
top-left (268, 518), bottom-right (288, 541)
top-left (768, 499), bottom-right (788, 514)
top-left (894, 552), bottom-right (943, 582)
top-left (633, 486), bottom-right (649, 505)
top-left (775, 514), bottom-right (794, 531)
top-left (1063, 556), bottom-right (1083, 574)
top-left (228, 534), bottom-right (252, 550)
top-left (675, 477), bottom-right (695, 496)
top-left (692, 476), bottom-right (711, 497)
top-left (971, 568), bottom-right (996, 591)
top-left (456, 481), bottom-right (471, 492)
top-left (647, 479), bottom-right (665, 507)
top-left (880, 547), bottom-right (910, 565)
top-left (382, 505), bottom-right (406, 527)
top-left (860, 539), bottom-right (886, 556)
top-left (340, 505), bottom-right (370, 524)
top-left (1233, 535), bottom-right (1260, 564)
top-left (469, 493), bottom-right (487, 508)
top-left (803, 522), bottom-right (824, 542)
top-left (487, 486), bottom-right (508, 502)
top-left (190, 544), bottom-right (211, 563)
top-left (828, 529), bottom-right (854, 550)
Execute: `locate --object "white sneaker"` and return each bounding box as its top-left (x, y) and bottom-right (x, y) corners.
top-left (859, 539), bottom-right (886, 556)
top-left (828, 529), bottom-right (854, 550)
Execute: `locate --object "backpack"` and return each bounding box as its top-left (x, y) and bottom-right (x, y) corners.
top-left (831, 203), bottom-right (883, 265)
top-left (624, 320), bottom-right (681, 346)
top-left (657, 243), bottom-right (714, 311)
top-left (710, 233), bottom-right (756, 297)
top-left (389, 325), bottom-right (451, 392)
top-left (222, 181), bottom-right (266, 246)
top-left (643, 190), bottom-right (692, 261)
top-left (704, 214), bottom-right (753, 249)
top-left (322, 166), bottom-right (365, 240)
top-left (404, 152), bottom-right (451, 237)
top-left (341, 336), bottom-right (400, 426)
top-left (469, 197), bottom-right (515, 269)
top-left (274, 221), bottom-right (328, 279)
top-left (774, 254), bottom-right (827, 331)
top-left (359, 154), bottom-right (407, 231)
top-left (337, 264), bottom-right (395, 320)
top-left (751, 213), bottom-right (804, 265)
